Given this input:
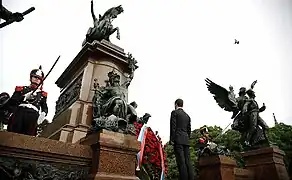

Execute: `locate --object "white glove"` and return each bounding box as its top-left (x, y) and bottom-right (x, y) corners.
top-left (37, 112), bottom-right (46, 124)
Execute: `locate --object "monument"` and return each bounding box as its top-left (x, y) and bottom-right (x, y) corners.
top-left (39, 0), bottom-right (137, 143)
top-left (204, 78), bottom-right (290, 180)
top-left (38, 1), bottom-right (140, 179)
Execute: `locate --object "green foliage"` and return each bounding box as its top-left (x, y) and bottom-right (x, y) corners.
top-left (166, 123), bottom-right (292, 179)
top-left (164, 143), bottom-right (179, 179)
top-left (268, 123), bottom-right (292, 176)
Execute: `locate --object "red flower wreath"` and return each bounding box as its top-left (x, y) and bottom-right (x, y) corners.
top-left (134, 122), bottom-right (168, 179)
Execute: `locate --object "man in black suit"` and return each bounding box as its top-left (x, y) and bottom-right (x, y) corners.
top-left (170, 98), bottom-right (194, 180)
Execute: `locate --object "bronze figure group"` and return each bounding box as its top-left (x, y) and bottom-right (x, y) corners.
top-left (205, 79), bottom-right (270, 149)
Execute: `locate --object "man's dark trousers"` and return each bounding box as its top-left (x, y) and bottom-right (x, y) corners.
top-left (174, 143), bottom-right (194, 180)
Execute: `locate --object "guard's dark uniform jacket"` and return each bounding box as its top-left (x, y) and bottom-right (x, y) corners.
top-left (7, 85), bottom-right (48, 136)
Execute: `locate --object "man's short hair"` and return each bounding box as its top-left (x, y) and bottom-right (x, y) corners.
top-left (175, 98), bottom-right (183, 107)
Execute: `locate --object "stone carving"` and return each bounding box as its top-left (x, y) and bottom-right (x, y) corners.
top-left (205, 79), bottom-right (270, 149)
top-left (137, 113), bottom-right (152, 125)
top-left (0, 157), bottom-right (88, 180)
top-left (55, 75), bottom-right (83, 116)
top-left (82, 0), bottom-right (124, 46)
top-left (91, 69), bottom-right (140, 135)
top-left (126, 53), bottom-right (139, 75)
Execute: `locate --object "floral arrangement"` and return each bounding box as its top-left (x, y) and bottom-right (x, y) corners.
top-left (134, 121), bottom-right (168, 180)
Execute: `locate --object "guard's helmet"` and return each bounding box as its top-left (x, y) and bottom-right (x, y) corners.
top-left (30, 65), bottom-right (44, 80)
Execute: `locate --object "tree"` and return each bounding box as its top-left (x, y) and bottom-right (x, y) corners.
top-left (165, 125), bottom-right (222, 180)
top-left (165, 123), bottom-right (292, 179)
top-left (268, 123), bottom-right (292, 177)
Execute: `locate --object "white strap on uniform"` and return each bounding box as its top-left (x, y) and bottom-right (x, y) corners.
top-left (19, 103), bottom-right (39, 112)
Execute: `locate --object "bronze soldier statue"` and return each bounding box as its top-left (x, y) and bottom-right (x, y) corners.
top-left (243, 87), bottom-right (269, 146)
top-left (0, 5), bottom-right (24, 22)
top-left (0, 4), bottom-right (35, 28)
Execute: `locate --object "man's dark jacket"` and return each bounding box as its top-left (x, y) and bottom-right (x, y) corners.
top-left (170, 108), bottom-right (191, 145)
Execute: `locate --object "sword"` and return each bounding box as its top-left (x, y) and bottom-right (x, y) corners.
top-left (0, 7), bottom-right (35, 29)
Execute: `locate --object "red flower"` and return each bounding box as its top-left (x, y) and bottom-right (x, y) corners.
top-left (135, 122), bottom-right (168, 179)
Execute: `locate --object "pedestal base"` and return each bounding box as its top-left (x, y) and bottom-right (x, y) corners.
top-left (242, 147), bottom-right (289, 180)
top-left (198, 155), bottom-right (236, 180)
top-left (234, 168), bottom-right (254, 180)
top-left (80, 130), bottom-right (140, 180)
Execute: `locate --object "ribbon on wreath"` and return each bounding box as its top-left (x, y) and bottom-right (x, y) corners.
top-left (136, 124), bottom-right (149, 171)
top-left (155, 133), bottom-right (166, 180)
top-left (158, 143), bottom-right (165, 180)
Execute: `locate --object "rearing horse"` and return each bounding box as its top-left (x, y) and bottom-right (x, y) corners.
top-left (82, 0), bottom-right (124, 46)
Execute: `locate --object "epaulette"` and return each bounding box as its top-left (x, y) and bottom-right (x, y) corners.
top-left (41, 91), bottom-right (48, 97)
top-left (15, 86), bottom-right (24, 92)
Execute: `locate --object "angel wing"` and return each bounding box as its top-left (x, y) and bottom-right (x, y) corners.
top-left (205, 78), bottom-right (238, 112)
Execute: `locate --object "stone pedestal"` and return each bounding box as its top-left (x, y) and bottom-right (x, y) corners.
top-left (40, 40), bottom-right (132, 143)
top-left (199, 155), bottom-right (237, 180)
top-left (80, 130), bottom-right (140, 180)
top-left (242, 147), bottom-right (289, 180)
top-left (234, 168), bottom-right (254, 180)
top-left (0, 131), bottom-right (92, 179)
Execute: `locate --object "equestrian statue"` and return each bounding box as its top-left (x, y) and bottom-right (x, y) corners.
top-left (82, 0), bottom-right (124, 46)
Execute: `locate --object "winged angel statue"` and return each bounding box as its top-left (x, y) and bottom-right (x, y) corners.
top-left (205, 78), bottom-right (270, 149)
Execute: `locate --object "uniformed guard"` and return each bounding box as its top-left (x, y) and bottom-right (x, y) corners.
top-left (7, 66), bottom-right (48, 136)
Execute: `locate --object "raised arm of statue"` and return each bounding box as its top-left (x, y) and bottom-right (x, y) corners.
top-left (91, 0), bottom-right (97, 23)
top-left (251, 80), bottom-right (257, 89)
top-left (259, 103), bottom-right (266, 112)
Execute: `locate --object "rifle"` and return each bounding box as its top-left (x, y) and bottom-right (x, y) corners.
top-left (31, 55), bottom-right (61, 94)
top-left (212, 122), bottom-right (231, 141)
top-left (0, 7), bottom-right (35, 29)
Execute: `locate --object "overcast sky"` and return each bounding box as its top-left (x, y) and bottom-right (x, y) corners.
top-left (1, 0), bottom-right (292, 143)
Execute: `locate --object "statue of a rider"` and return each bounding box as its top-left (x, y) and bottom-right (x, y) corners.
top-left (82, 0), bottom-right (124, 46)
